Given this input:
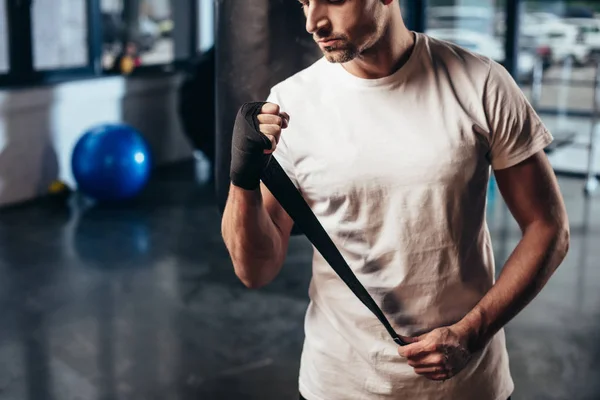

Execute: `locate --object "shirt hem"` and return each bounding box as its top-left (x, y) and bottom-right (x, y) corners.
top-left (299, 381), bottom-right (327, 400)
top-left (299, 380), bottom-right (514, 400)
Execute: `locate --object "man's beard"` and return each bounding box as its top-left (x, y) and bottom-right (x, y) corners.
top-left (321, 42), bottom-right (359, 63)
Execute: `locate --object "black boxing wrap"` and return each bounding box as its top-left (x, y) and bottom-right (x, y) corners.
top-left (230, 102), bottom-right (275, 190)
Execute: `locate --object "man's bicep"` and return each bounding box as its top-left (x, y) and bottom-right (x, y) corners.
top-left (494, 150), bottom-right (568, 231)
top-left (260, 182), bottom-right (295, 245)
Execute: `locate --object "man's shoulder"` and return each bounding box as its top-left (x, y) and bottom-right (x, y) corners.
top-left (421, 31), bottom-right (494, 81)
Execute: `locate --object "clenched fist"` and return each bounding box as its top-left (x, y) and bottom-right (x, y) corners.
top-left (230, 102), bottom-right (290, 190)
top-left (257, 102), bottom-right (290, 154)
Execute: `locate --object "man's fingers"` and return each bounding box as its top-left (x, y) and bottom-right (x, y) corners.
top-left (261, 102), bottom-right (280, 115)
top-left (257, 111), bottom-right (289, 130)
top-left (406, 353), bottom-right (445, 368)
top-left (400, 335), bottom-right (420, 344)
top-left (422, 373), bottom-right (448, 381)
top-left (280, 111), bottom-right (290, 128)
top-left (260, 124), bottom-right (282, 138)
top-left (399, 341), bottom-right (433, 359)
top-left (414, 365), bottom-right (447, 375)
top-left (257, 114), bottom-right (283, 126)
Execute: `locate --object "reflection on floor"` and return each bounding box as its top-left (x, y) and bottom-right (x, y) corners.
top-left (0, 160), bottom-right (598, 400)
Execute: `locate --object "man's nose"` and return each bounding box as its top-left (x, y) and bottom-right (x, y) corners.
top-left (305, 2), bottom-right (330, 35)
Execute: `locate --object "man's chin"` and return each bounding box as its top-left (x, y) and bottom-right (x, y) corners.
top-left (322, 49), bottom-right (356, 64)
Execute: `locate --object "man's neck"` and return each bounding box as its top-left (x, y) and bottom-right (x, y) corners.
top-left (341, 25), bottom-right (415, 80)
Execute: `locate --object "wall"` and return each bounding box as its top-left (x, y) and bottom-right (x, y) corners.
top-left (0, 75), bottom-right (193, 207)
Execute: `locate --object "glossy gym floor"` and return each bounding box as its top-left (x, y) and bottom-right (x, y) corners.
top-left (0, 159), bottom-right (598, 400)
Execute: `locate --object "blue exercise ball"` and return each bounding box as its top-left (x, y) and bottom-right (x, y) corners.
top-left (72, 123), bottom-right (152, 201)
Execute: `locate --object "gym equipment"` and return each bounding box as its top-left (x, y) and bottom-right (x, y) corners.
top-left (178, 46), bottom-right (216, 165)
top-left (71, 123), bottom-right (152, 201)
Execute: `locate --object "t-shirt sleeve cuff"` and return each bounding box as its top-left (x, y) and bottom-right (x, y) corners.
top-left (491, 129), bottom-right (554, 170)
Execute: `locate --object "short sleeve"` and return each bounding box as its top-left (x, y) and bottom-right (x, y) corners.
top-left (266, 90), bottom-right (301, 189)
top-left (484, 61), bottom-right (554, 170)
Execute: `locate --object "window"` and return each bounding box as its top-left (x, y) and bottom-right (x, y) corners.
top-left (198, 0), bottom-right (214, 52)
top-left (32, 0), bottom-right (89, 70)
top-left (548, 32), bottom-right (566, 39)
top-left (0, 0), bottom-right (8, 73)
top-left (101, 0), bottom-right (175, 72)
top-left (520, 1), bottom-right (598, 112)
top-left (454, 40), bottom-right (480, 52)
top-left (426, 1), bottom-right (505, 64)
top-left (427, 4), bottom-right (498, 36)
top-left (0, 0), bottom-right (198, 86)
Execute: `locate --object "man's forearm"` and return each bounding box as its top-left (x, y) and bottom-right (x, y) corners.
top-left (457, 220), bottom-right (570, 351)
top-left (222, 184), bottom-right (285, 288)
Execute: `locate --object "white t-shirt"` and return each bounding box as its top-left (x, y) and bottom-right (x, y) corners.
top-left (269, 32), bottom-right (553, 400)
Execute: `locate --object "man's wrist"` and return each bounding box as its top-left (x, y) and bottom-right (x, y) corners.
top-left (230, 179), bottom-right (261, 191)
top-left (454, 307), bottom-right (488, 353)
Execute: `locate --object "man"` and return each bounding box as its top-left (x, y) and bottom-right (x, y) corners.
top-left (221, 1), bottom-right (570, 399)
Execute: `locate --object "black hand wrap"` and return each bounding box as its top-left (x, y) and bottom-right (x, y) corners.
top-left (230, 102), bottom-right (275, 190)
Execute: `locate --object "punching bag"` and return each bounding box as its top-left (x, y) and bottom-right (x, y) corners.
top-left (215, 0), bottom-right (321, 215)
top-left (178, 46), bottom-right (216, 164)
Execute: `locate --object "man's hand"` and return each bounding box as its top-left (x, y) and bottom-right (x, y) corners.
top-left (398, 324), bottom-right (475, 381)
top-left (230, 102), bottom-right (290, 191)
